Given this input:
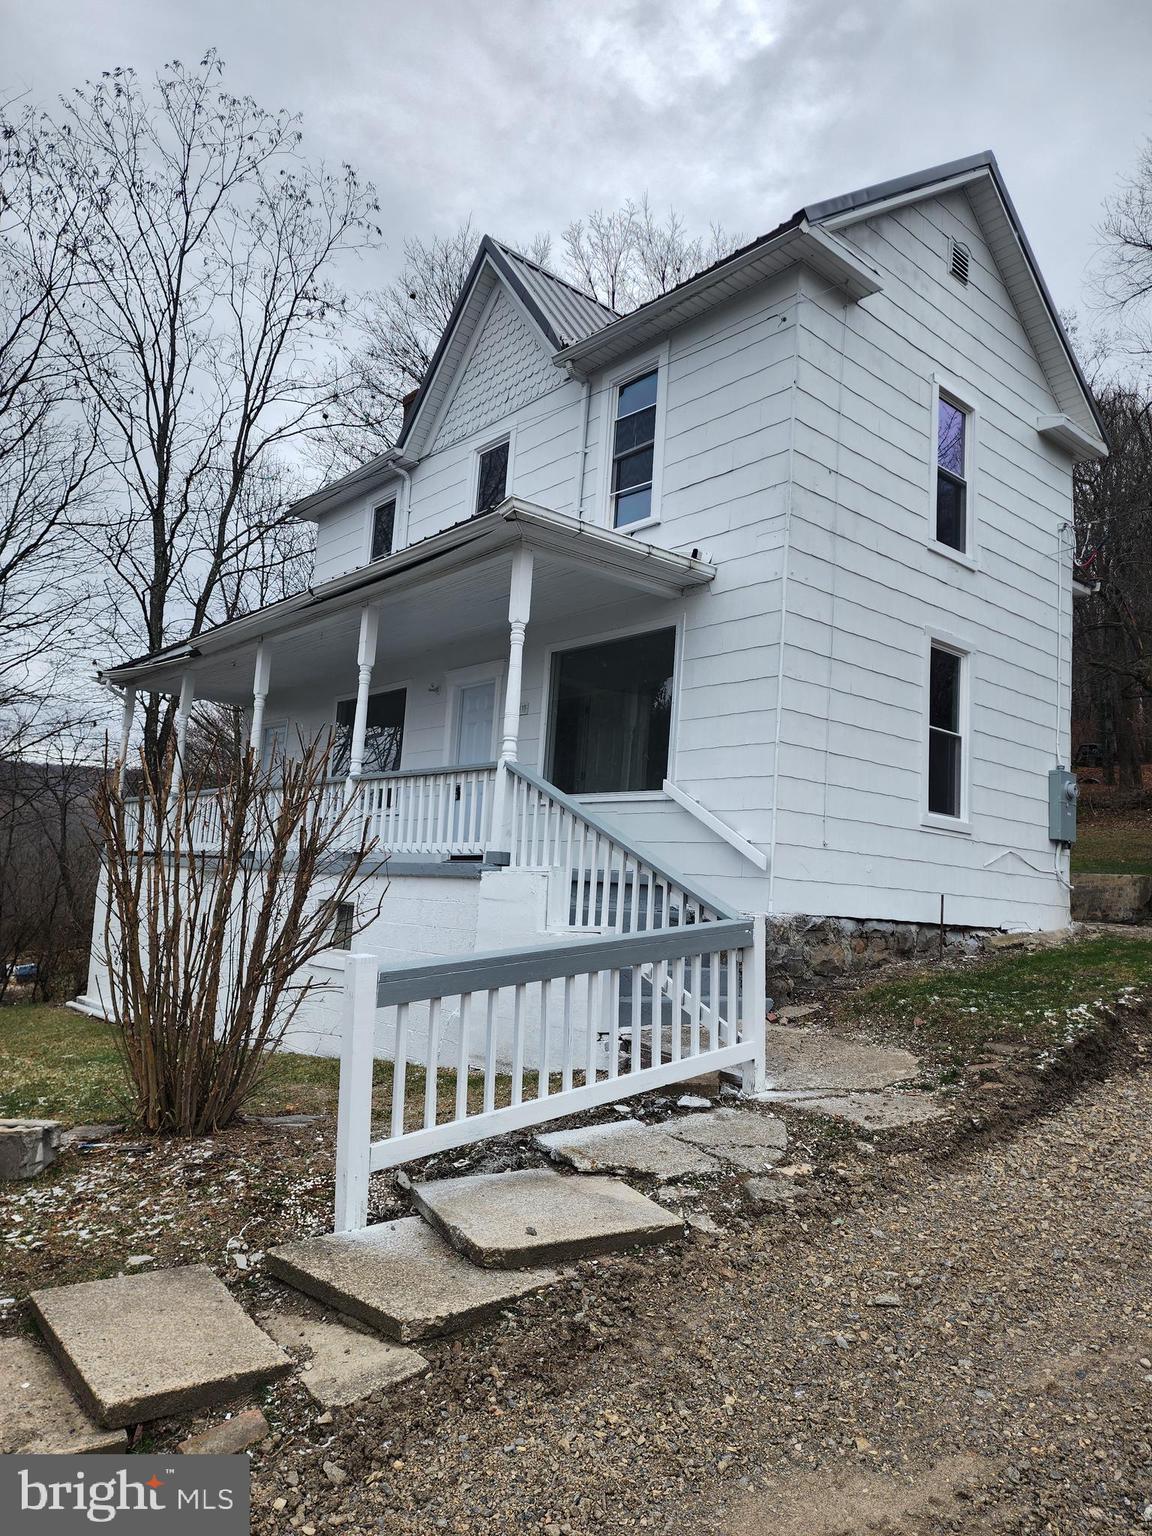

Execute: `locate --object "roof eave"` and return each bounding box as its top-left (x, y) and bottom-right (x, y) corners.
top-left (287, 450), bottom-right (407, 522)
top-left (99, 500), bottom-right (715, 687)
top-left (805, 151), bottom-right (1107, 444)
top-left (553, 222), bottom-right (883, 376)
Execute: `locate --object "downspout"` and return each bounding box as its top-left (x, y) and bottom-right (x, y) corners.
top-left (767, 284), bottom-right (801, 917)
top-left (567, 365), bottom-right (592, 520)
top-left (394, 464), bottom-right (414, 547)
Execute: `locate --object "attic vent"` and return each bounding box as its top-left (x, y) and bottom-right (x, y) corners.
top-left (949, 239), bottom-right (970, 285)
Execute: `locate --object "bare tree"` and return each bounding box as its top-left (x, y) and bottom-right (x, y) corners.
top-left (0, 103), bottom-right (100, 756)
top-left (562, 194), bottom-right (743, 314)
top-left (333, 199), bottom-right (741, 464)
top-left (3, 54), bottom-right (380, 770)
top-left (1073, 383), bottom-right (1152, 788)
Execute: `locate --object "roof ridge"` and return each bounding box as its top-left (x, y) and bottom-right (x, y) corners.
top-left (489, 236), bottom-right (619, 317)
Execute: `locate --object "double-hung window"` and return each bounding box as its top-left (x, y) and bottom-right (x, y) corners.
top-left (927, 644), bottom-right (965, 820)
top-left (476, 441), bottom-right (509, 515)
top-left (611, 370), bottom-right (658, 528)
top-left (934, 395), bottom-right (970, 552)
top-left (371, 499), bottom-right (396, 561)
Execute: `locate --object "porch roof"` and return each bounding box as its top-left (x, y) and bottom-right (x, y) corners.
top-left (102, 501), bottom-right (717, 702)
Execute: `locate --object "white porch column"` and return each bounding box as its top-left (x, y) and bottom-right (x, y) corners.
top-left (248, 640), bottom-right (271, 757)
top-left (499, 547), bottom-right (534, 761)
top-left (116, 685), bottom-right (137, 791)
top-left (170, 672), bottom-right (196, 796)
top-left (344, 606), bottom-right (379, 800)
top-left (491, 547), bottom-right (534, 855)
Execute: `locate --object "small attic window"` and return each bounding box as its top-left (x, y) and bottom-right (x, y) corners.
top-left (949, 239), bottom-right (970, 286)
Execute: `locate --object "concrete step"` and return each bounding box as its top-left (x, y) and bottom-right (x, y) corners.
top-left (29, 1265), bottom-right (293, 1429)
top-left (266, 1217), bottom-right (557, 1342)
top-left (259, 1309), bottom-right (429, 1407)
top-left (410, 1167), bottom-right (683, 1269)
top-left (0, 1337), bottom-right (127, 1453)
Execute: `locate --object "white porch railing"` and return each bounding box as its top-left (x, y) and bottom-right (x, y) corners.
top-left (504, 762), bottom-right (732, 931)
top-left (344, 763), bottom-right (496, 855)
top-left (334, 916), bottom-right (767, 1231)
top-left (180, 762), bottom-right (497, 857)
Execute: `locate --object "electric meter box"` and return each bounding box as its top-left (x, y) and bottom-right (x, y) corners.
top-left (1048, 767), bottom-right (1078, 844)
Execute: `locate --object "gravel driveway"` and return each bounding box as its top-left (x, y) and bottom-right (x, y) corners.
top-left (253, 1050), bottom-right (1152, 1534)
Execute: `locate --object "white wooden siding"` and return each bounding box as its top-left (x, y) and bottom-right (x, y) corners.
top-left (770, 189), bottom-right (1073, 929)
top-left (299, 199), bottom-right (1078, 931)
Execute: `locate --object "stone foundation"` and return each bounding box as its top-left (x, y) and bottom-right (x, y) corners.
top-left (766, 915), bottom-right (995, 989)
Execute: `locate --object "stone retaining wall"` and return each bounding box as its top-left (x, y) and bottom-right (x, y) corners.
top-left (1070, 874), bottom-right (1152, 924)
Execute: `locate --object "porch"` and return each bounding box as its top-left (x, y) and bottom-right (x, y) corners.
top-left (109, 501), bottom-right (717, 869)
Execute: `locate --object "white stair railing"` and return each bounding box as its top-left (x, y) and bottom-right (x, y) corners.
top-left (504, 762), bottom-right (733, 932)
top-left (334, 914), bottom-right (767, 1230)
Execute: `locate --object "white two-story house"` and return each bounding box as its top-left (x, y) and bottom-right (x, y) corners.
top-left (81, 152), bottom-right (1106, 1052)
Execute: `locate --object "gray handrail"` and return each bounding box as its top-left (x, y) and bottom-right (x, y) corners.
top-left (374, 917), bottom-right (753, 1006)
top-left (330, 762), bottom-right (498, 785)
top-left (505, 761), bottom-right (737, 920)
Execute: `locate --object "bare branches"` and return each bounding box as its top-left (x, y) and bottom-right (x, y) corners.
top-left (1073, 383), bottom-right (1152, 786)
top-left (332, 197), bottom-right (742, 467)
top-left (95, 735), bottom-right (385, 1134)
top-left (3, 53), bottom-right (380, 767)
top-left (0, 104), bottom-right (101, 749)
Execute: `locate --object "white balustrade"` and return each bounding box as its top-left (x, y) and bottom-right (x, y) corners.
top-left (333, 914), bottom-right (767, 1229)
top-left (505, 762), bottom-right (729, 932)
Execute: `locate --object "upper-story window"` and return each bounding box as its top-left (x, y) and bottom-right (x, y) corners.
top-left (612, 370), bottom-right (658, 528)
top-left (476, 440), bottom-right (509, 514)
top-left (934, 395), bottom-right (970, 552)
top-left (371, 499), bottom-right (396, 561)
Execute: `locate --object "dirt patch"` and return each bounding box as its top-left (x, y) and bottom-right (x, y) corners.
top-left (726, 1453), bottom-right (1002, 1536)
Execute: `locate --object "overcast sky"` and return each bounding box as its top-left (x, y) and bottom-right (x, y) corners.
top-left (4, 0), bottom-right (1151, 321)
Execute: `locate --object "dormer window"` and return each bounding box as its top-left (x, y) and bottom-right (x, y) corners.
top-left (612, 370), bottom-right (658, 528)
top-left (371, 499), bottom-right (396, 561)
top-left (476, 440), bottom-right (509, 515)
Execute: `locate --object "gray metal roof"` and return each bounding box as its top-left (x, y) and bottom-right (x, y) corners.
top-left (488, 240), bottom-right (617, 346)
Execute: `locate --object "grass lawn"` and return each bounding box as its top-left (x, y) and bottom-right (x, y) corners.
top-left (0, 1004), bottom-right (345, 1125)
top-left (1072, 816), bottom-right (1152, 876)
top-left (0, 1003), bottom-right (547, 1133)
top-left (839, 932), bottom-right (1152, 1058)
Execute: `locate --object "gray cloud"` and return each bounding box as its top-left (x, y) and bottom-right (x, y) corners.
top-left (4, 0), bottom-right (1150, 312)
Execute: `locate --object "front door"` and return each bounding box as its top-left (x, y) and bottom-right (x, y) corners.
top-left (454, 680), bottom-right (497, 764)
top-left (452, 680), bottom-right (497, 848)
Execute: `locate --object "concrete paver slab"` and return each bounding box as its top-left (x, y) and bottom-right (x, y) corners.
top-left (535, 1118), bottom-right (720, 1177)
top-left (0, 1337), bottom-right (127, 1453)
top-left (267, 1218), bottom-right (556, 1342)
top-left (764, 1026), bottom-right (921, 1093)
top-left (260, 1309), bottom-right (428, 1405)
top-left (779, 1090), bottom-right (946, 1130)
top-left (662, 1107), bottom-right (789, 1172)
top-left (411, 1168), bottom-right (683, 1268)
top-left (29, 1264), bottom-right (292, 1428)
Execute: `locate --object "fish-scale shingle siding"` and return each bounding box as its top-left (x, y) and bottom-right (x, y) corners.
top-left (432, 291), bottom-right (559, 452)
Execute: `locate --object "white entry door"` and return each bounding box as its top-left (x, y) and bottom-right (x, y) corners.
top-left (452, 680), bottom-right (497, 848)
top-left (454, 680), bottom-right (497, 764)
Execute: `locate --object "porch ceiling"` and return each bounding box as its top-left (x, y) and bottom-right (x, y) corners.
top-left (105, 501), bottom-right (716, 703)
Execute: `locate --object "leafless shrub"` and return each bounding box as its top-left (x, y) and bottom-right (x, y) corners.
top-left (95, 736), bottom-right (384, 1134)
